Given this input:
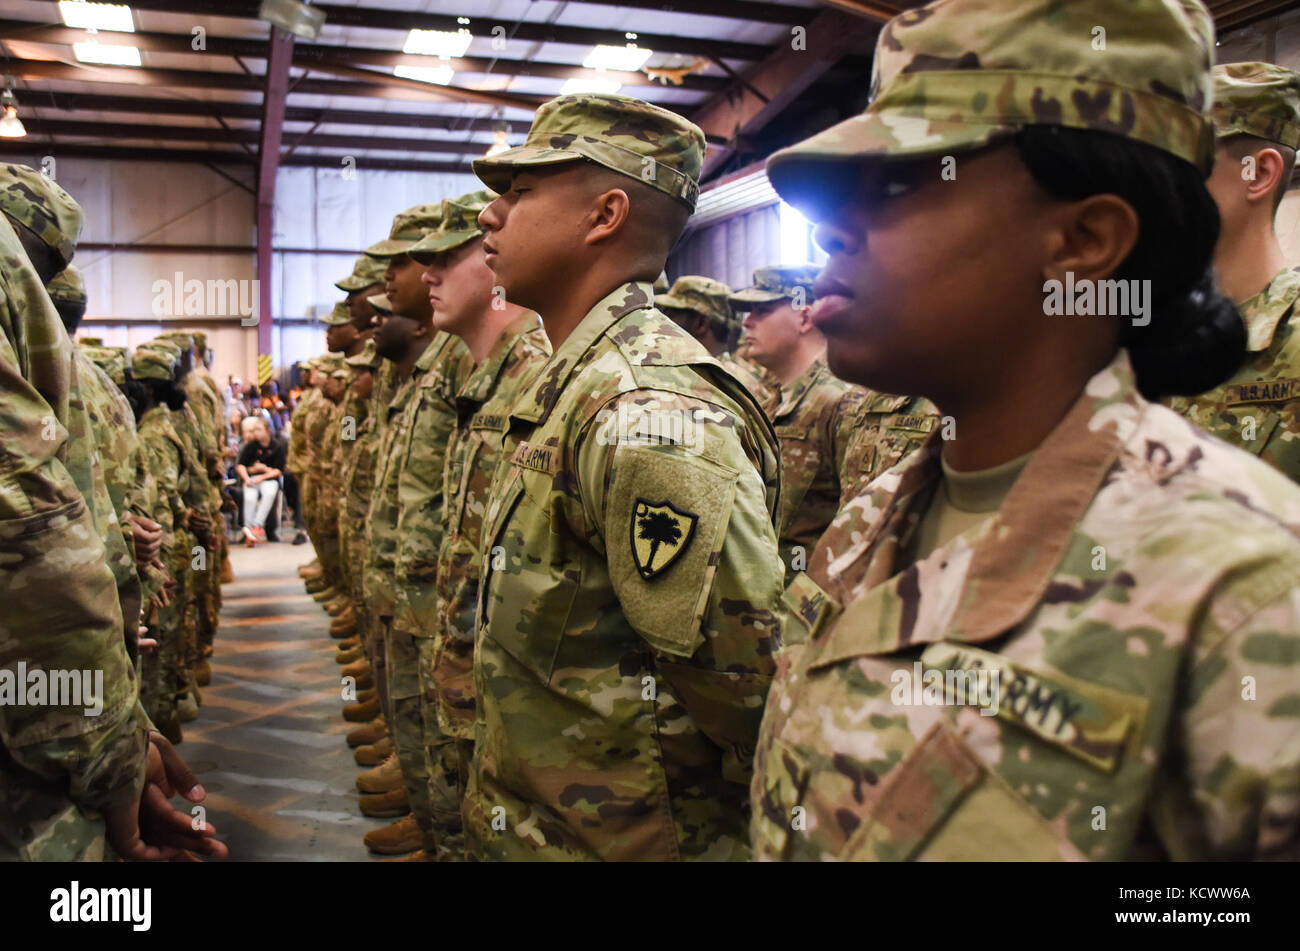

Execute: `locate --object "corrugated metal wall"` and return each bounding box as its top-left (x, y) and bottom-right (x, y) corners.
top-left (668, 203), bottom-right (781, 290)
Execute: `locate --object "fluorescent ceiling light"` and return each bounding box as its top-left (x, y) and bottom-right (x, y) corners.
top-left (403, 29), bottom-right (473, 58)
top-left (561, 77), bottom-right (622, 96)
top-left (74, 40), bottom-right (142, 66)
top-left (394, 64), bottom-right (455, 86)
top-left (59, 1), bottom-right (135, 33)
top-left (583, 44), bottom-right (653, 72)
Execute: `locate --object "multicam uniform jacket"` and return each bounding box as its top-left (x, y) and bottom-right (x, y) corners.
top-left (392, 331), bottom-right (473, 636)
top-left (752, 351), bottom-right (1300, 861)
top-left (336, 375), bottom-right (372, 601)
top-left (432, 316), bottom-right (550, 739)
top-left (1167, 266), bottom-right (1300, 483)
top-left (768, 357), bottom-right (865, 582)
top-left (466, 281), bottom-right (786, 862)
top-left (364, 368), bottom-right (420, 620)
top-left (838, 390), bottom-right (941, 507)
top-left (0, 226), bottom-right (148, 861)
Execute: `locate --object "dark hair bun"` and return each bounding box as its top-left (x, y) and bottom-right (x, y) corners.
top-left (1121, 269), bottom-right (1247, 400)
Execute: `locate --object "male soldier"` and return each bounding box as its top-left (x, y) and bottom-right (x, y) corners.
top-left (325, 295), bottom-right (375, 641)
top-left (409, 189), bottom-right (552, 859)
top-left (0, 164), bottom-right (222, 861)
top-left (337, 340), bottom-right (381, 688)
top-left (354, 205), bottom-right (447, 833)
top-left (360, 202), bottom-right (476, 858)
top-left (1168, 63), bottom-right (1300, 482)
top-left (289, 358), bottom-right (320, 555)
top-left (310, 352), bottom-right (351, 619)
top-left (658, 274), bottom-right (774, 406)
top-left (157, 331), bottom-right (227, 686)
top-left (48, 266), bottom-right (159, 654)
top-left (301, 356), bottom-right (343, 603)
top-left (730, 265), bottom-right (865, 581)
top-left (468, 94), bottom-right (785, 860)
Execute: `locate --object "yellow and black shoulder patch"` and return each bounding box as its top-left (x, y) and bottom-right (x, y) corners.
top-left (630, 498), bottom-right (698, 581)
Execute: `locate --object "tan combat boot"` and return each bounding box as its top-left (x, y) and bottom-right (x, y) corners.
top-left (326, 597), bottom-right (351, 617)
top-left (364, 814), bottom-right (425, 855)
top-left (346, 715), bottom-right (387, 747)
top-left (297, 559), bottom-right (321, 579)
top-left (330, 618), bottom-right (358, 640)
top-left (354, 734), bottom-right (394, 767)
top-left (342, 695), bottom-right (381, 722)
top-left (194, 659), bottom-right (212, 687)
top-left (356, 752), bottom-right (403, 794)
top-left (341, 657), bottom-right (370, 680)
top-left (304, 576), bottom-right (327, 594)
top-left (359, 786), bottom-right (409, 819)
top-left (311, 585), bottom-right (340, 603)
top-left (335, 645), bottom-right (364, 665)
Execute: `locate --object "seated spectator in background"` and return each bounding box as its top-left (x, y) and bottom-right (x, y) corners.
top-left (236, 416), bottom-right (286, 546)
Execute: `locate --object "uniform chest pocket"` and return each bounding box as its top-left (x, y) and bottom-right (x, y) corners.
top-left (774, 424), bottom-right (819, 515)
top-left (479, 468), bottom-right (578, 685)
top-left (1203, 402), bottom-right (1282, 456)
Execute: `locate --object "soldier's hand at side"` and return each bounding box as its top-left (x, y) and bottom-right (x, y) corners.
top-left (130, 515), bottom-right (164, 564)
top-left (139, 732), bottom-right (227, 859)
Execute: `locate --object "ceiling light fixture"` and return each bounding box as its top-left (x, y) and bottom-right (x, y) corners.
top-left (73, 39), bottom-right (143, 66)
top-left (403, 29), bottom-right (473, 58)
top-left (484, 109), bottom-right (510, 157)
top-left (560, 77), bottom-right (622, 96)
top-left (0, 84), bottom-right (26, 139)
top-left (258, 0), bottom-right (326, 41)
top-left (583, 44), bottom-right (653, 73)
top-left (58, 1), bottom-right (136, 33)
top-left (394, 64), bottom-right (455, 85)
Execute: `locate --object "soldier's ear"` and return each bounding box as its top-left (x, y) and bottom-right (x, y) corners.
top-left (585, 187), bottom-right (632, 245)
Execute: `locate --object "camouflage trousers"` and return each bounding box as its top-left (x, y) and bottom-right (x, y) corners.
top-left (141, 546), bottom-right (194, 735)
top-left (193, 530), bottom-right (222, 655)
top-left (417, 637), bottom-right (470, 861)
top-left (366, 609), bottom-right (389, 723)
top-left (386, 623), bottom-right (435, 847)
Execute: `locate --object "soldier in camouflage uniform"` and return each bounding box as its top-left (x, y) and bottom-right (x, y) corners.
top-left (337, 339), bottom-right (380, 649)
top-left (730, 265), bottom-right (866, 582)
top-left (658, 274), bottom-right (774, 406)
top-left (356, 204), bottom-right (454, 840)
top-left (750, 0), bottom-right (1300, 861)
top-left (1167, 63), bottom-right (1300, 482)
top-left (0, 166), bottom-right (151, 860)
top-left (306, 351), bottom-right (349, 613)
top-left (467, 94), bottom-right (785, 861)
top-left (154, 331), bottom-right (225, 684)
top-left (408, 189), bottom-right (552, 859)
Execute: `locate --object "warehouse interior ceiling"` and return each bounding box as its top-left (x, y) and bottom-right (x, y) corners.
top-left (1, 0), bottom-right (1297, 188)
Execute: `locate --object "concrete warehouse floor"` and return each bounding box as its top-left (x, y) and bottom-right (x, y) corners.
top-left (173, 540), bottom-right (385, 861)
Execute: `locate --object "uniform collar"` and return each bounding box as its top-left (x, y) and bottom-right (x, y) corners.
top-left (510, 281), bottom-right (653, 425)
top-left (413, 329), bottom-right (453, 373)
top-left (772, 356), bottom-right (829, 419)
top-left (1241, 266), bottom-right (1300, 352)
top-left (458, 312), bottom-right (544, 406)
top-left (808, 350), bottom-right (1136, 663)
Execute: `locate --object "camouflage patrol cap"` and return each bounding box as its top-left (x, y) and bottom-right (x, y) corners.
top-left (78, 335), bottom-right (104, 346)
top-left (367, 293), bottom-right (394, 315)
top-left (47, 265), bottom-right (86, 303)
top-left (473, 94), bottom-right (704, 211)
top-left (0, 164), bottom-right (83, 266)
top-left (155, 331), bottom-right (195, 353)
top-left (132, 345), bottom-right (177, 381)
top-left (336, 253), bottom-right (388, 291)
top-left (1212, 62), bottom-right (1300, 149)
top-left (141, 338), bottom-right (182, 361)
top-left (316, 353), bottom-right (346, 375)
top-left (730, 264), bottom-right (820, 306)
top-left (191, 330), bottom-right (208, 351)
top-left (83, 345), bottom-right (127, 385)
top-left (766, 0), bottom-right (1218, 212)
top-left (345, 337), bottom-right (380, 370)
top-left (409, 189), bottom-right (497, 260)
top-left (655, 275), bottom-right (733, 331)
top-left (364, 204), bottom-right (444, 258)
top-left (322, 301), bottom-right (352, 326)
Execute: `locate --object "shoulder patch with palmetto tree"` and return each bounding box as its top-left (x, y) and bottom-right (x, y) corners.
top-left (631, 499), bottom-right (698, 580)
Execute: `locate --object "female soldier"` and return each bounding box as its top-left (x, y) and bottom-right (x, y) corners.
top-left (751, 0), bottom-right (1300, 861)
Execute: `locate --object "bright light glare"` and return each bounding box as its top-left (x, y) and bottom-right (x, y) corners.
top-left (560, 77), bottom-right (622, 96)
top-left (394, 64), bottom-right (455, 85)
top-left (59, 1), bottom-right (136, 33)
top-left (74, 40), bottom-right (142, 66)
top-left (582, 44), bottom-right (653, 72)
top-left (403, 29), bottom-right (473, 58)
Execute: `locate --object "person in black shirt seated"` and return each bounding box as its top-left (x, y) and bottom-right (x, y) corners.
top-left (236, 415), bottom-right (286, 545)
